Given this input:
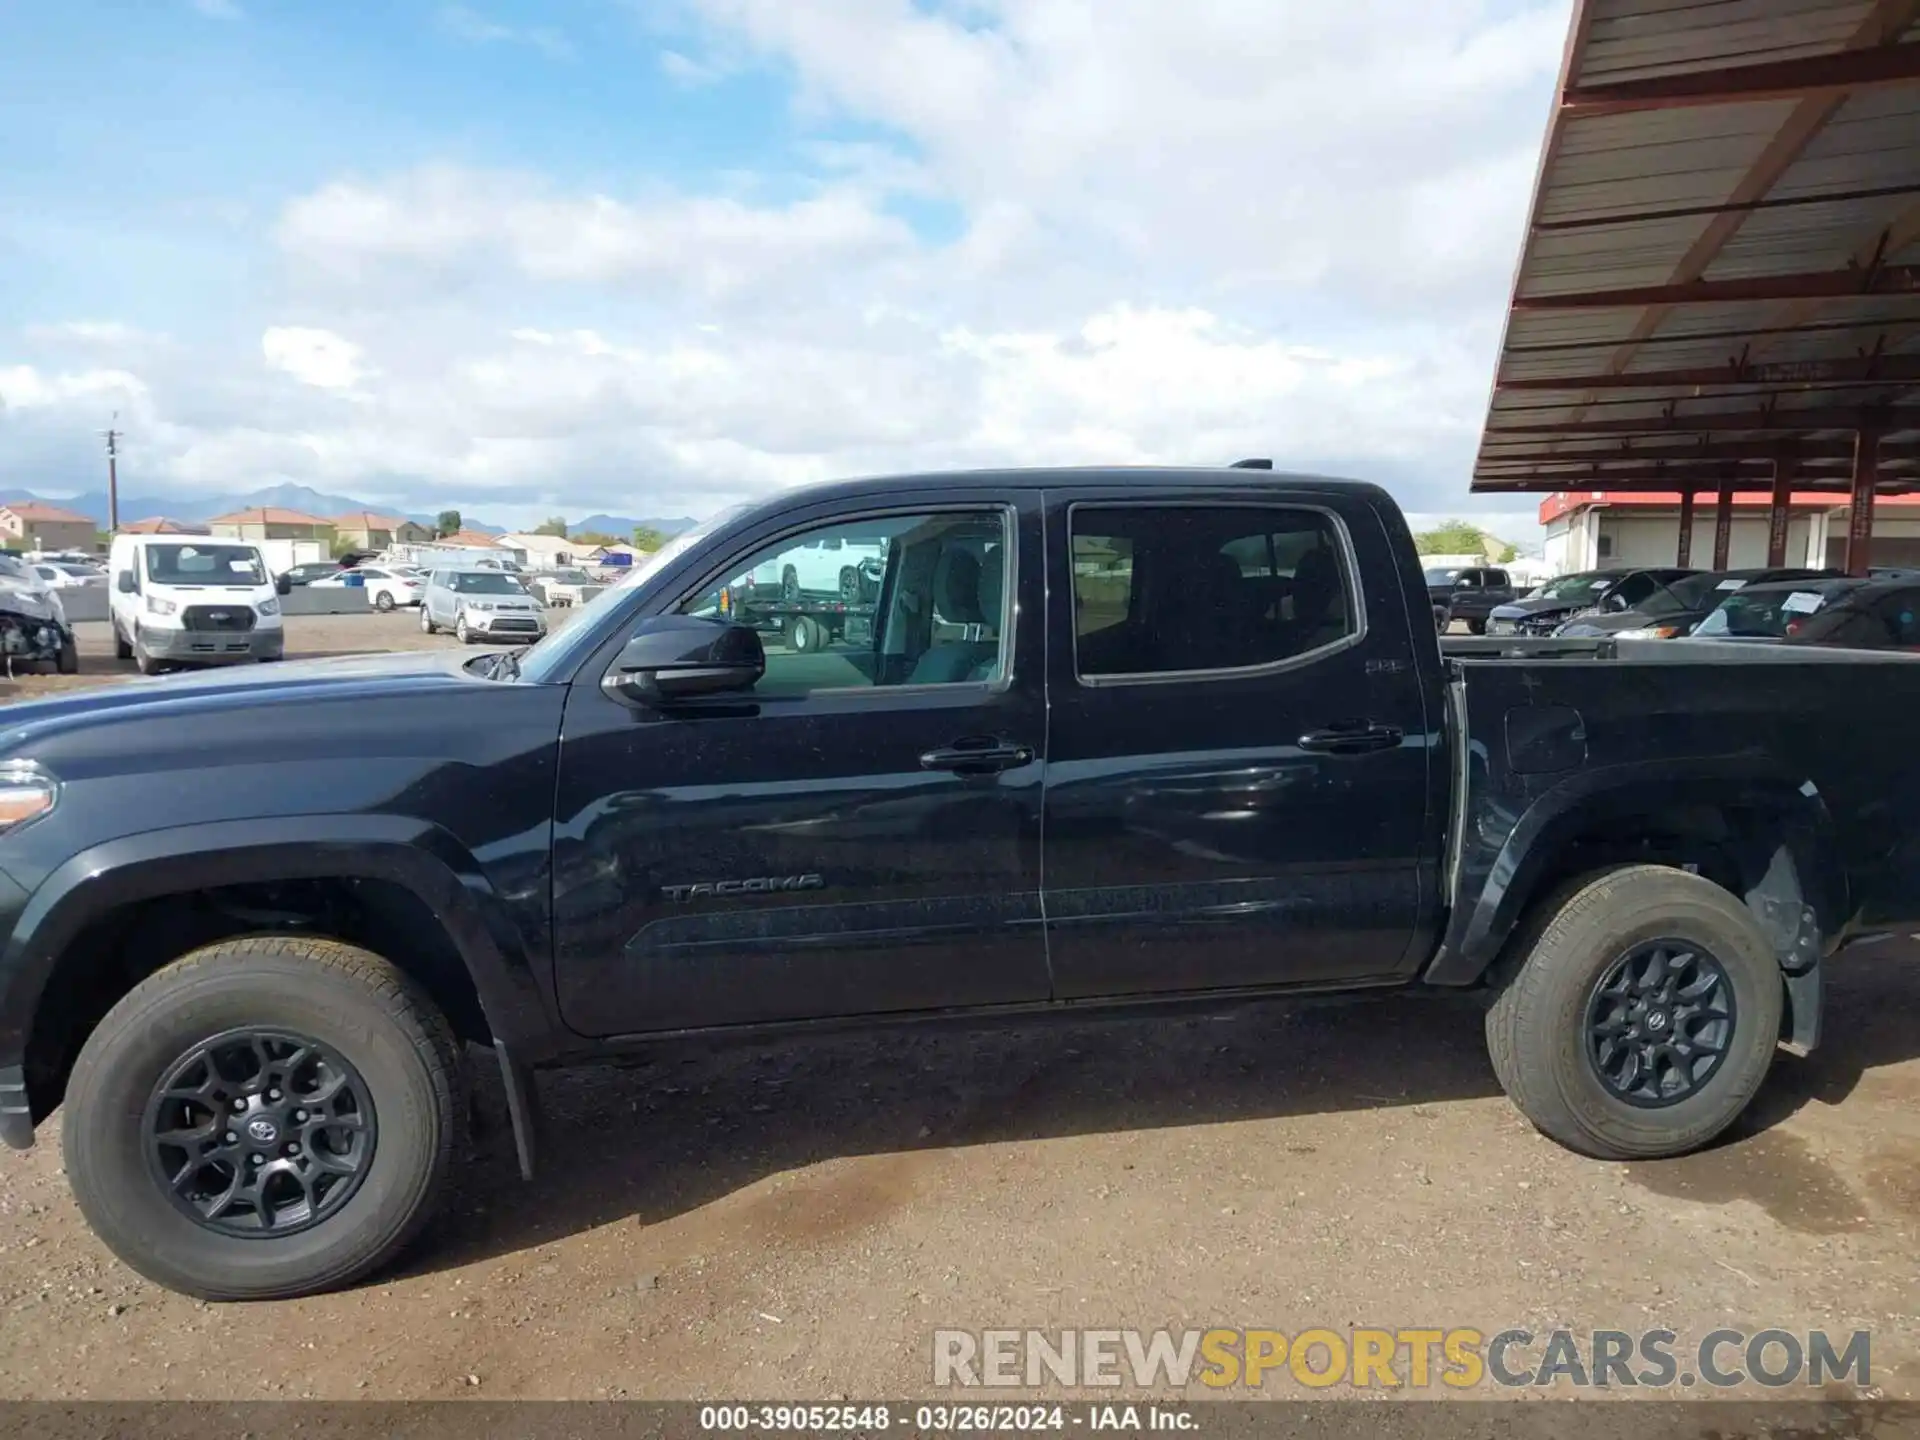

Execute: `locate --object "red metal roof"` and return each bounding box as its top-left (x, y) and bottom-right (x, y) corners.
top-left (1474, 0), bottom-right (1920, 497)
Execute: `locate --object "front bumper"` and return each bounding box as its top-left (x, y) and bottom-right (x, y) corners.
top-left (144, 626), bottom-right (285, 663)
top-left (462, 611), bottom-right (545, 638)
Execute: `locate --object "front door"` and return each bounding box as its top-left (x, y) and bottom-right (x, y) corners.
top-left (552, 493), bottom-right (1049, 1036)
top-left (1041, 489), bottom-right (1433, 999)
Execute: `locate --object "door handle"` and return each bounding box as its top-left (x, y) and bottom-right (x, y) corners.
top-left (1297, 722), bottom-right (1403, 755)
top-left (920, 738), bottom-right (1035, 775)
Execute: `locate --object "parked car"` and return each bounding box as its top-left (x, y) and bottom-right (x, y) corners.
top-left (1486, 566), bottom-right (1696, 636)
top-left (418, 567), bottom-right (546, 643)
top-left (0, 554), bottom-right (78, 673)
top-left (278, 562), bottom-right (342, 588)
top-left (106, 534), bottom-right (286, 674)
top-left (310, 564), bottom-right (423, 611)
top-left (1772, 579), bottom-right (1920, 650)
top-left (1554, 568), bottom-right (1840, 640)
top-left (1424, 566), bottom-right (1518, 634)
top-left (29, 563), bottom-right (103, 592)
top-left (12, 463), bottom-right (1920, 1303)
top-left (525, 567), bottom-right (604, 608)
top-left (1687, 577), bottom-right (1875, 642)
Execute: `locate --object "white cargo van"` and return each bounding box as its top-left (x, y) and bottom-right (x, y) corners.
top-left (108, 535), bottom-right (287, 674)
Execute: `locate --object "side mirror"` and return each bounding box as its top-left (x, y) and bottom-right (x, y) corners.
top-left (603, 614), bottom-right (765, 707)
top-left (275, 574), bottom-right (292, 596)
top-left (115, 571), bottom-right (136, 594)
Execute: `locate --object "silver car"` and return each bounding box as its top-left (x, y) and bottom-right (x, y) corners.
top-left (419, 568), bottom-right (547, 643)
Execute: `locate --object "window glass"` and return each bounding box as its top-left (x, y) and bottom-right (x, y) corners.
top-left (450, 571), bottom-right (526, 594)
top-left (1071, 506), bottom-right (1354, 678)
top-left (145, 544), bottom-right (268, 585)
top-left (678, 510), bottom-right (1010, 696)
top-left (1486, 570), bottom-right (1510, 588)
top-left (1611, 573), bottom-right (1659, 607)
top-left (1876, 591), bottom-right (1920, 647)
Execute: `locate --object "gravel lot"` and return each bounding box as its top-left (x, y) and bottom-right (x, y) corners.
top-left (0, 612), bottom-right (1915, 1403)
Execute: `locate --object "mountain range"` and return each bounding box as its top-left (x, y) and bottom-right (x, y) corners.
top-left (0, 483), bottom-right (696, 540)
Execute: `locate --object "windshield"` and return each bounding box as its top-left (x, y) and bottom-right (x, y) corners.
top-left (1639, 572), bottom-right (1727, 617)
top-left (1423, 567), bottom-right (1463, 585)
top-left (1694, 587), bottom-right (1842, 638)
top-left (448, 571), bottom-right (525, 594)
top-left (516, 508), bottom-right (748, 684)
top-left (146, 544), bottom-right (267, 585)
top-left (1533, 572), bottom-right (1613, 602)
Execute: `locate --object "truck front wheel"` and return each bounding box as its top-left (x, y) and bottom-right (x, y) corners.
top-left (1485, 864), bottom-right (1782, 1160)
top-left (62, 936), bottom-right (463, 1301)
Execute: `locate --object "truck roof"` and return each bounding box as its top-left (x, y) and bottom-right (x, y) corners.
top-left (730, 464), bottom-right (1396, 517)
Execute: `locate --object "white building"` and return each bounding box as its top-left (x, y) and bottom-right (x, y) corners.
top-left (497, 532), bottom-right (600, 567)
top-left (1541, 489), bottom-right (1920, 573)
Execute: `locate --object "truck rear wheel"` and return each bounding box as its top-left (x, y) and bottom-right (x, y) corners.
top-left (62, 936), bottom-right (463, 1301)
top-left (1485, 865), bottom-right (1782, 1160)
top-left (113, 625), bottom-right (133, 661)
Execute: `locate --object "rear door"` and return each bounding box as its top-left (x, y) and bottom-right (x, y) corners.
top-left (551, 489), bottom-right (1050, 1035)
top-left (1040, 487), bottom-right (1434, 999)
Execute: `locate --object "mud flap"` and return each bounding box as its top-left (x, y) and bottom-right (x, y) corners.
top-left (1780, 956), bottom-right (1821, 1057)
top-left (494, 1039), bottom-right (542, 1181)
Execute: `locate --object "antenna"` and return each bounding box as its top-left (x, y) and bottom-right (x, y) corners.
top-left (1229, 457), bottom-right (1273, 470)
top-left (102, 413), bottom-right (121, 534)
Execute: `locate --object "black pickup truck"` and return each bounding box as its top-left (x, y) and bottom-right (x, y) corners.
top-left (3, 464), bottom-right (1919, 1301)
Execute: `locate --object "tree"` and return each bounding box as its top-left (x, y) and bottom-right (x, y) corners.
top-left (1411, 519), bottom-right (1492, 556)
top-left (1494, 541), bottom-right (1520, 565)
top-left (435, 510), bottom-right (462, 538)
top-left (534, 515), bottom-right (570, 538)
top-left (631, 526), bottom-right (667, 553)
top-left (570, 530), bottom-right (622, 547)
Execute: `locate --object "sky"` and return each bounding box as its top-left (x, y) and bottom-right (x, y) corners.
top-left (0, 0), bottom-right (1571, 537)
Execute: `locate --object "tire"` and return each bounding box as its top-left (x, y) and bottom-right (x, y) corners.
top-left (781, 565), bottom-right (800, 603)
top-left (114, 624), bottom-right (133, 661)
top-left (56, 636), bottom-right (79, 674)
top-left (1434, 607), bottom-right (1448, 633)
top-left (1468, 618), bottom-right (1487, 636)
top-left (1485, 864), bottom-right (1782, 1160)
top-left (62, 936), bottom-right (463, 1301)
top-left (839, 566), bottom-right (860, 603)
top-left (375, 590), bottom-right (395, 612)
top-left (420, 606), bottom-right (436, 634)
top-left (454, 614), bottom-right (471, 644)
top-left (133, 629), bottom-right (164, 676)
top-left (789, 615), bottom-right (818, 652)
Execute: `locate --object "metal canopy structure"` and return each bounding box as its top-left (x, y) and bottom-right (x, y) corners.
top-left (1471, 0), bottom-right (1920, 571)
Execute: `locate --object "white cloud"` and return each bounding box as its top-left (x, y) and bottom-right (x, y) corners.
top-left (276, 166), bottom-right (918, 297)
top-left (261, 327), bottom-right (368, 390)
top-left (0, 365), bottom-right (150, 412)
top-left (659, 49), bottom-right (728, 87)
top-left (436, 5), bottom-right (575, 61)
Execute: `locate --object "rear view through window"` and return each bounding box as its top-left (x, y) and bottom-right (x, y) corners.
top-left (1071, 506), bottom-right (1354, 678)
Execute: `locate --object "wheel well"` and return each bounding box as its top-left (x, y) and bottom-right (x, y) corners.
top-left (1522, 799), bottom-right (1823, 974)
top-left (24, 876), bottom-right (491, 1122)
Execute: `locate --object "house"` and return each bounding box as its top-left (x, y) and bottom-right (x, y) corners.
top-left (332, 511), bottom-right (433, 551)
top-left (0, 501), bottom-right (97, 553)
top-left (440, 529), bottom-right (505, 550)
top-left (119, 516), bottom-right (210, 536)
top-left (206, 506), bottom-right (335, 543)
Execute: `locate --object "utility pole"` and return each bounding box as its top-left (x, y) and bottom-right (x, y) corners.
top-left (104, 422), bottom-right (120, 534)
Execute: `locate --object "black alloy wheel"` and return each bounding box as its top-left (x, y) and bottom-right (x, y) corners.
top-left (144, 1028), bottom-right (376, 1237)
top-left (1583, 941), bottom-right (1735, 1108)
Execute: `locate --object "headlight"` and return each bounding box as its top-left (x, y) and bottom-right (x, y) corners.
top-left (257, 596), bottom-right (281, 617)
top-left (0, 761), bottom-right (57, 833)
top-left (145, 595), bottom-right (178, 616)
top-left (1615, 624), bottom-right (1681, 640)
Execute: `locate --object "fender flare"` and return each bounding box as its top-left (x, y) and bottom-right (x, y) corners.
top-left (1425, 756), bottom-right (1848, 986)
top-left (0, 813), bottom-right (555, 1062)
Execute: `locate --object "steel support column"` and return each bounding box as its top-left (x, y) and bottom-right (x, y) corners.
top-left (1765, 455), bottom-right (1794, 567)
top-left (1846, 430), bottom-right (1881, 577)
top-left (1677, 491), bottom-right (1695, 566)
top-left (1712, 477), bottom-right (1735, 570)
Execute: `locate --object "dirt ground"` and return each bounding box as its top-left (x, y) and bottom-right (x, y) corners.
top-left (0, 614), bottom-right (1916, 1403)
